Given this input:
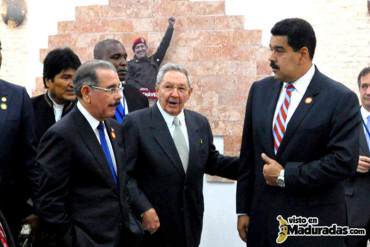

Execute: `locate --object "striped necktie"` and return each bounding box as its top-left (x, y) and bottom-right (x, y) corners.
top-left (273, 83), bottom-right (295, 154)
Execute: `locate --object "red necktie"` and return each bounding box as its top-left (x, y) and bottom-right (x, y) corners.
top-left (0, 223), bottom-right (9, 247)
top-left (273, 83), bottom-right (295, 154)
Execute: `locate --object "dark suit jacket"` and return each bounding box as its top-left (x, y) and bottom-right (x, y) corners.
top-left (344, 116), bottom-right (370, 242)
top-left (31, 93), bottom-right (75, 142)
top-left (236, 68), bottom-right (361, 247)
top-left (0, 80), bottom-right (38, 238)
top-left (123, 84), bottom-right (149, 113)
top-left (35, 107), bottom-right (142, 247)
top-left (122, 104), bottom-right (238, 247)
top-left (0, 210), bottom-right (16, 247)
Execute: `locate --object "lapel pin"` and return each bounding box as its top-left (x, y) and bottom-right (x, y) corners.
top-left (111, 128), bottom-right (116, 139)
top-left (1, 96), bottom-right (6, 102)
top-left (200, 138), bottom-right (203, 144)
top-left (304, 97), bottom-right (313, 104)
top-left (1, 103), bottom-right (7, 110)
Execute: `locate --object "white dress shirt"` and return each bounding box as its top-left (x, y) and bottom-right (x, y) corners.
top-left (272, 64), bottom-right (315, 128)
top-left (77, 101), bottom-right (117, 173)
top-left (120, 82), bottom-right (129, 115)
top-left (157, 101), bottom-right (190, 149)
top-left (48, 91), bottom-right (64, 122)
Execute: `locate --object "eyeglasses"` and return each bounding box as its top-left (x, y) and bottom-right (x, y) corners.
top-left (89, 84), bottom-right (123, 94)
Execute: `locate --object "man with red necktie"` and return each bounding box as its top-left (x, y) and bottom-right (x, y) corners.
top-left (236, 18), bottom-right (361, 247)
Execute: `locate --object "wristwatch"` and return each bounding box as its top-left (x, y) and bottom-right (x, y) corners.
top-left (276, 169), bottom-right (285, 187)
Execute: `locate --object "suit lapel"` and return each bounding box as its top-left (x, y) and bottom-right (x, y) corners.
top-left (264, 80), bottom-right (283, 157)
top-left (105, 120), bottom-right (124, 182)
top-left (71, 108), bottom-right (118, 190)
top-left (276, 68), bottom-right (321, 157)
top-left (151, 105), bottom-right (186, 176)
top-left (0, 81), bottom-right (9, 135)
top-left (184, 110), bottom-right (200, 176)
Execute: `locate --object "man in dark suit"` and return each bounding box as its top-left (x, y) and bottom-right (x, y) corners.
top-left (31, 47), bottom-right (81, 142)
top-left (344, 67), bottom-right (370, 247)
top-left (236, 18), bottom-right (361, 247)
top-left (122, 63), bottom-right (238, 247)
top-left (0, 41), bottom-right (39, 243)
top-left (94, 39), bottom-right (148, 124)
top-left (35, 60), bottom-right (141, 247)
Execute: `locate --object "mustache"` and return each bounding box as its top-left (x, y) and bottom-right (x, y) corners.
top-left (111, 101), bottom-right (121, 107)
top-left (270, 61), bottom-right (280, 70)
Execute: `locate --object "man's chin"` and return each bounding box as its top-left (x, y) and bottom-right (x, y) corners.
top-left (63, 94), bottom-right (77, 102)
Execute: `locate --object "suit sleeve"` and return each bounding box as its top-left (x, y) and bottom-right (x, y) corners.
top-left (121, 115), bottom-right (153, 217)
top-left (204, 118), bottom-right (239, 180)
top-left (236, 83), bottom-right (256, 214)
top-left (35, 128), bottom-right (73, 237)
top-left (284, 90), bottom-right (361, 192)
top-left (152, 24), bottom-right (174, 65)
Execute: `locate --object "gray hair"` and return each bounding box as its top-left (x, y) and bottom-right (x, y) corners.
top-left (73, 59), bottom-right (117, 98)
top-left (156, 63), bottom-right (192, 87)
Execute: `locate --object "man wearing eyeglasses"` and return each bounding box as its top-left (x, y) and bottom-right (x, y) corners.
top-left (35, 60), bottom-right (142, 247)
top-left (122, 63), bottom-right (238, 247)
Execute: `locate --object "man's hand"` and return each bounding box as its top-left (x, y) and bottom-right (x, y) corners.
top-left (262, 153), bottom-right (283, 186)
top-left (237, 215), bottom-right (250, 242)
top-left (168, 16), bottom-right (176, 26)
top-left (357, 155), bottom-right (370, 173)
top-left (22, 214), bottom-right (41, 241)
top-left (142, 208), bottom-right (160, 234)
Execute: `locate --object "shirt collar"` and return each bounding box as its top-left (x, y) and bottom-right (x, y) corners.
top-left (156, 101), bottom-right (185, 127)
top-left (361, 106), bottom-right (370, 122)
top-left (47, 91), bottom-right (64, 109)
top-left (284, 64), bottom-right (315, 93)
top-left (77, 101), bottom-right (101, 131)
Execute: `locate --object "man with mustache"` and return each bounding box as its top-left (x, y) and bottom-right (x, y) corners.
top-left (126, 17), bottom-right (176, 103)
top-left (32, 47), bottom-right (81, 142)
top-left (94, 39), bottom-right (148, 124)
top-left (35, 60), bottom-right (142, 246)
top-left (122, 63), bottom-right (238, 247)
top-left (236, 18), bottom-right (360, 247)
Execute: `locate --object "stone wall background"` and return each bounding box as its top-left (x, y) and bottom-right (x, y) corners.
top-left (0, 0), bottom-right (369, 156)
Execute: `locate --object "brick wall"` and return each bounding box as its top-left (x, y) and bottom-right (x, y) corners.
top-left (37, 0), bottom-right (268, 155)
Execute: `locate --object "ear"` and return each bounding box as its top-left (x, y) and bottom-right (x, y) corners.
top-left (45, 78), bottom-right (53, 88)
top-left (81, 85), bottom-right (92, 103)
top-left (298, 47), bottom-right (310, 63)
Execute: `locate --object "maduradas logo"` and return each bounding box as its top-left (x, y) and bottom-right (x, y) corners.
top-left (276, 215), bottom-right (366, 244)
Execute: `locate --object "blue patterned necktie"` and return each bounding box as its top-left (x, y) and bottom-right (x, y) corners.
top-left (115, 101), bottom-right (125, 124)
top-left (97, 122), bottom-right (118, 184)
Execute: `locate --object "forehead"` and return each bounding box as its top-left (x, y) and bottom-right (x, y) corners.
top-left (269, 35), bottom-right (290, 48)
top-left (96, 68), bottom-right (120, 85)
top-left (161, 70), bottom-right (188, 84)
top-left (58, 68), bottom-right (76, 75)
top-left (360, 73), bottom-right (370, 85)
top-left (104, 42), bottom-right (126, 56)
